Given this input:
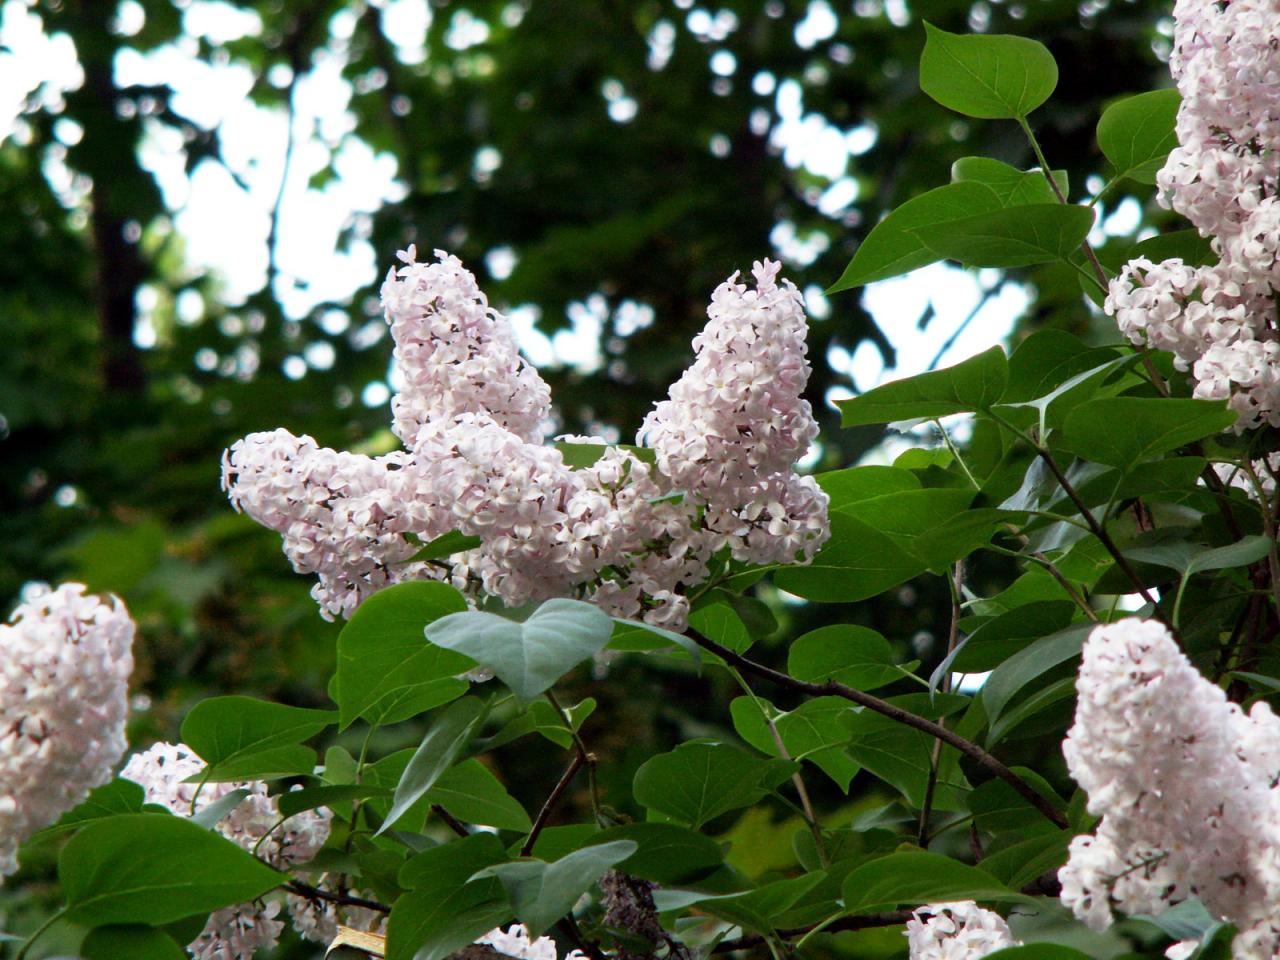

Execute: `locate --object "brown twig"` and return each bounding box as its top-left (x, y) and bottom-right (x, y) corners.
top-left (684, 630), bottom-right (1068, 830)
top-left (285, 880), bottom-right (389, 914)
top-left (521, 751), bottom-right (586, 856)
top-left (918, 562), bottom-right (964, 846)
top-left (432, 803), bottom-right (471, 838)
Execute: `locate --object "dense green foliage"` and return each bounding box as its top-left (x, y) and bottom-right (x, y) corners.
top-left (7, 2), bottom-right (1264, 960)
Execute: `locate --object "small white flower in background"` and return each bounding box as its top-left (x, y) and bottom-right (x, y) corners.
top-left (121, 742), bottom-right (332, 960)
top-left (223, 249), bottom-right (829, 630)
top-left (0, 583), bottom-right (135, 879)
top-left (1166, 941), bottom-right (1199, 960)
top-left (905, 901), bottom-right (1019, 960)
top-left (477, 924), bottom-right (587, 960)
top-left (1059, 618), bottom-right (1280, 959)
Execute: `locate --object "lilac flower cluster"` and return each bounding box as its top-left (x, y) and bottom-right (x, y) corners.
top-left (121, 742), bottom-right (333, 960)
top-left (1106, 0), bottom-right (1280, 429)
top-left (905, 902), bottom-right (1019, 960)
top-left (223, 249), bottom-right (829, 630)
top-left (1059, 619), bottom-right (1280, 958)
top-left (0, 583), bottom-right (134, 879)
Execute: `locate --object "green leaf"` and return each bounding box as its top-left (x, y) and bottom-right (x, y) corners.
top-left (426, 758), bottom-right (532, 832)
top-left (919, 22), bottom-right (1058, 119)
top-left (1063, 397), bottom-right (1238, 468)
top-left (987, 676), bottom-right (1077, 746)
top-left (913, 203), bottom-right (1094, 268)
top-left (730, 696), bottom-right (860, 790)
top-left (426, 598), bottom-right (614, 701)
top-left (1130, 229), bottom-right (1215, 267)
top-left (966, 769), bottom-right (1066, 832)
top-left (277, 785), bottom-right (390, 819)
top-left (609, 617), bottom-right (702, 665)
top-left (773, 512), bottom-right (925, 603)
top-left (189, 789), bottom-right (250, 829)
top-left (194, 744), bottom-right (317, 783)
top-left (838, 346), bottom-right (1008, 426)
top-left (403, 530), bottom-right (484, 564)
top-left (60, 814), bottom-right (284, 926)
top-left (81, 926), bottom-right (187, 960)
top-left (844, 696), bottom-right (971, 809)
top-left (841, 851), bottom-right (1029, 912)
top-left (390, 834), bottom-right (512, 960)
top-left (837, 488), bottom-right (975, 553)
top-left (179, 696), bottom-right (333, 780)
top-left (30, 778), bottom-right (145, 842)
top-left (335, 581), bottom-right (472, 729)
top-left (472, 841), bottom-right (637, 937)
top-left (655, 873), bottom-right (828, 932)
top-left (381, 697), bottom-right (488, 834)
top-left (816, 465), bottom-right (920, 509)
top-left (632, 741), bottom-right (796, 828)
top-left (1097, 89), bottom-right (1181, 185)
top-left (982, 623), bottom-right (1091, 729)
top-left (980, 830), bottom-right (1072, 889)
top-left (1130, 535), bottom-right (1272, 578)
top-left (787, 625), bottom-right (906, 692)
top-left (985, 947), bottom-right (1093, 960)
top-left (828, 181), bottom-right (1002, 291)
top-left (555, 441), bottom-right (656, 469)
top-left (952, 157), bottom-right (1067, 206)
top-left (588, 823), bottom-right (723, 884)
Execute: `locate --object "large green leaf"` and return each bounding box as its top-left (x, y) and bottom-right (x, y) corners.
top-left (787, 625), bottom-right (908, 692)
top-left (773, 512), bottom-right (925, 603)
top-left (588, 823), bottom-right (723, 884)
top-left (837, 488), bottom-right (975, 550)
top-left (919, 23), bottom-right (1058, 119)
top-left (844, 697), bottom-right (971, 809)
top-left (1062, 397), bottom-right (1237, 468)
top-left (730, 696), bottom-right (859, 790)
top-left (335, 580), bottom-right (472, 729)
top-left (952, 157), bottom-right (1067, 206)
top-left (60, 814), bottom-right (284, 926)
top-left (838, 346), bottom-right (1008, 426)
top-left (426, 598), bottom-right (614, 701)
top-left (981, 623), bottom-right (1091, 729)
top-left (1097, 89), bottom-right (1180, 185)
top-left (828, 181), bottom-right (1001, 291)
top-left (179, 697), bottom-right (333, 781)
top-left (841, 851), bottom-right (1031, 912)
top-left (816, 465), bottom-right (920, 509)
top-left (632, 741), bottom-right (795, 828)
top-left (654, 874), bottom-right (828, 933)
top-left (31, 778), bottom-right (145, 842)
top-left (380, 697), bottom-right (487, 834)
top-left (426, 758), bottom-right (532, 832)
top-left (472, 841), bottom-right (637, 937)
top-left (81, 926), bottom-right (187, 960)
top-left (914, 204), bottom-right (1094, 268)
top-left (389, 834), bottom-right (512, 960)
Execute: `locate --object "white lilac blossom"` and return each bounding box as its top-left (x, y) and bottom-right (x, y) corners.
top-left (477, 924), bottom-right (588, 960)
top-left (1105, 0), bottom-right (1280, 429)
top-left (121, 742), bottom-right (331, 960)
top-left (0, 583), bottom-right (134, 879)
top-left (904, 902), bottom-right (1019, 960)
top-left (222, 249), bottom-right (829, 629)
top-left (1059, 619), bottom-right (1280, 958)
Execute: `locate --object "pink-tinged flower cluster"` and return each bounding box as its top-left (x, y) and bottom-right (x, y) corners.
top-left (223, 249), bottom-right (829, 629)
top-left (0, 583), bottom-right (134, 879)
top-left (121, 742), bottom-right (331, 960)
top-left (905, 902), bottom-right (1019, 960)
top-left (1060, 619), bottom-right (1280, 959)
top-left (1106, 0), bottom-right (1280, 429)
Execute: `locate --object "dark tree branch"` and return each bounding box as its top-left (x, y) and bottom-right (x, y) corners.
top-left (285, 880), bottom-right (389, 915)
top-left (684, 629), bottom-right (1069, 830)
top-left (521, 750), bottom-right (585, 856)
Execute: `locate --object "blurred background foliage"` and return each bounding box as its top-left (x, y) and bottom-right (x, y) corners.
top-left (1, 0), bottom-right (1174, 953)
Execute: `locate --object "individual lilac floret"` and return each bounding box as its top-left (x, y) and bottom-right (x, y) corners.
top-left (905, 902), bottom-right (1019, 960)
top-left (0, 583), bottom-right (135, 879)
top-left (1059, 619), bottom-right (1280, 958)
top-left (381, 246), bottom-right (553, 448)
top-left (121, 742), bottom-right (332, 960)
top-left (477, 924), bottom-right (587, 960)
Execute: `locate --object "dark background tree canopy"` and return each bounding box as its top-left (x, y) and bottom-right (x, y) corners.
top-left (0, 0), bottom-right (1173, 952)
